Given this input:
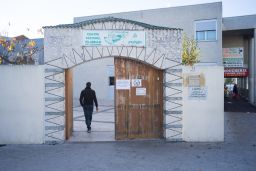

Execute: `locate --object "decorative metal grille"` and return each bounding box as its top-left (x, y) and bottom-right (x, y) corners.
top-left (44, 66), bottom-right (65, 144)
top-left (164, 65), bottom-right (183, 141)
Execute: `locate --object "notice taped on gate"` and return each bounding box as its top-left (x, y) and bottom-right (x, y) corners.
top-left (116, 80), bottom-right (130, 90)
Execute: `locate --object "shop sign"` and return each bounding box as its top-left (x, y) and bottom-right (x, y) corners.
top-left (84, 30), bottom-right (146, 47)
top-left (223, 47), bottom-right (243, 67)
top-left (224, 68), bottom-right (249, 77)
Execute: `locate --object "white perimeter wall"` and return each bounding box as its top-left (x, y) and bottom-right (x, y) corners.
top-left (183, 65), bottom-right (224, 142)
top-left (0, 66), bottom-right (44, 144)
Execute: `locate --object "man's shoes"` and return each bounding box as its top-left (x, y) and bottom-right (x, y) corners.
top-left (87, 128), bottom-right (91, 133)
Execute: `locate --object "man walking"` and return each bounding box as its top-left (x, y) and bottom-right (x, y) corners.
top-left (232, 83), bottom-right (239, 100)
top-left (80, 82), bottom-right (98, 133)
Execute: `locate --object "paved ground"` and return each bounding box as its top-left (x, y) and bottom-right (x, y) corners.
top-left (70, 99), bottom-right (115, 142)
top-left (0, 99), bottom-right (256, 171)
top-left (224, 96), bottom-right (256, 113)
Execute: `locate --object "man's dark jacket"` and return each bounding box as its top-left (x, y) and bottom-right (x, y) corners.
top-left (80, 87), bottom-right (98, 107)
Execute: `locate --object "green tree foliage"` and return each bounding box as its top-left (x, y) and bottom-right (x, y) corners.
top-left (225, 78), bottom-right (234, 85)
top-left (182, 34), bottom-right (200, 66)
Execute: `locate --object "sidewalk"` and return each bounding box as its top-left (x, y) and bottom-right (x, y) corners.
top-left (224, 96), bottom-right (256, 113)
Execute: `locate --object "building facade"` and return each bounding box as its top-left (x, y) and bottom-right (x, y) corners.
top-left (73, 2), bottom-right (223, 102)
top-left (223, 15), bottom-right (256, 105)
top-left (74, 2), bottom-right (256, 106)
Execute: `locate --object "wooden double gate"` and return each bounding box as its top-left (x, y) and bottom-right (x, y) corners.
top-left (66, 57), bottom-right (163, 140)
top-left (115, 58), bottom-right (163, 140)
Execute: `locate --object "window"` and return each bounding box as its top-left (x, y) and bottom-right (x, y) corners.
top-left (195, 19), bottom-right (217, 41)
top-left (109, 76), bottom-right (115, 86)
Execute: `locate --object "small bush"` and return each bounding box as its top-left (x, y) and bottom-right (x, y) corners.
top-left (182, 34), bottom-right (200, 66)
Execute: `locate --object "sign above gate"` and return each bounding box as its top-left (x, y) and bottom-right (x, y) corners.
top-left (83, 30), bottom-right (146, 47)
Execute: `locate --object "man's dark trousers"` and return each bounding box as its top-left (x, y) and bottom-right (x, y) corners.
top-left (83, 105), bottom-right (93, 130)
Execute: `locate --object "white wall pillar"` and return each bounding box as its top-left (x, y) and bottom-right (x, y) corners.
top-left (182, 66), bottom-right (224, 142)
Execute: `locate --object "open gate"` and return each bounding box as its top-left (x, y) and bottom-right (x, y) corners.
top-left (44, 17), bottom-right (183, 144)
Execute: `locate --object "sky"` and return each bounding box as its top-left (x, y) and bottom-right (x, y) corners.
top-left (0, 0), bottom-right (256, 39)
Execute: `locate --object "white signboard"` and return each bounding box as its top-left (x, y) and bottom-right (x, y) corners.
top-left (223, 47), bottom-right (244, 67)
top-left (188, 87), bottom-right (208, 100)
top-left (136, 88), bottom-right (146, 96)
top-left (116, 80), bottom-right (130, 90)
top-left (131, 79), bottom-right (142, 87)
top-left (84, 30), bottom-right (146, 47)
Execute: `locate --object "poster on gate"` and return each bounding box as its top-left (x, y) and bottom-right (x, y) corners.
top-left (136, 88), bottom-right (146, 96)
top-left (131, 79), bottom-right (142, 87)
top-left (116, 80), bottom-right (130, 90)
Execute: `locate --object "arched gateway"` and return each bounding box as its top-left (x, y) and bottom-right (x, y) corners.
top-left (43, 17), bottom-right (183, 144)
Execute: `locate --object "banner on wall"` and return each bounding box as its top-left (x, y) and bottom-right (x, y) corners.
top-left (83, 30), bottom-right (146, 47)
top-left (188, 87), bottom-right (208, 100)
top-left (223, 47), bottom-right (244, 67)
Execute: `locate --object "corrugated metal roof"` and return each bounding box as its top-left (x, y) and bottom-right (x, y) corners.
top-left (43, 17), bottom-right (181, 30)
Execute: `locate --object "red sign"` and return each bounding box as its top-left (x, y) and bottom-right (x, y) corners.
top-left (224, 68), bottom-right (249, 77)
